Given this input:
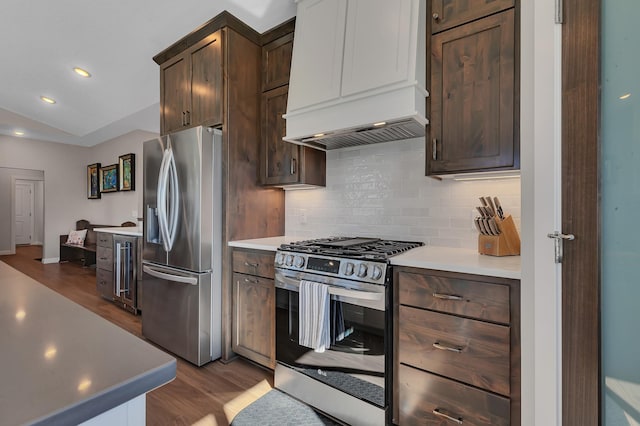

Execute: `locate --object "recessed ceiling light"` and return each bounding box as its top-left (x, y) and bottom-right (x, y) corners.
top-left (373, 121), bottom-right (387, 127)
top-left (313, 133), bottom-right (325, 138)
top-left (620, 93), bottom-right (631, 100)
top-left (14, 130), bottom-right (25, 136)
top-left (40, 96), bottom-right (56, 104)
top-left (73, 67), bottom-right (91, 78)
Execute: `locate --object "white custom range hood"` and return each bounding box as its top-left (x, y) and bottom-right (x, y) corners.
top-left (283, 0), bottom-right (428, 150)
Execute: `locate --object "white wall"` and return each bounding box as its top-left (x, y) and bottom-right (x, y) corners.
top-left (285, 137), bottom-right (521, 248)
top-left (0, 136), bottom-right (88, 261)
top-left (84, 130), bottom-right (156, 225)
top-left (0, 129), bottom-right (156, 262)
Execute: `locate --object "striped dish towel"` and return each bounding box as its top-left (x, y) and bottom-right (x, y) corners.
top-left (298, 280), bottom-right (331, 353)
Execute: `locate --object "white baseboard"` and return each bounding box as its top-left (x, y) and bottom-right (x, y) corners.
top-left (42, 257), bottom-right (60, 264)
top-left (0, 250), bottom-right (13, 255)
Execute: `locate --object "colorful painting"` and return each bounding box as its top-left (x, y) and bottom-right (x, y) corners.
top-left (87, 163), bottom-right (101, 199)
top-left (118, 153), bottom-right (135, 191)
top-left (99, 164), bottom-right (119, 193)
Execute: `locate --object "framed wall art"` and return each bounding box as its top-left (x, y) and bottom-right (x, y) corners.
top-left (87, 163), bottom-right (101, 199)
top-left (99, 164), bottom-right (119, 193)
top-left (118, 153), bottom-right (135, 191)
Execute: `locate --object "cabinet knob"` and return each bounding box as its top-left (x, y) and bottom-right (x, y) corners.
top-left (432, 12), bottom-right (440, 21)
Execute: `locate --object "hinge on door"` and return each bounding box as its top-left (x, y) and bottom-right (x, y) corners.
top-left (547, 231), bottom-right (575, 263)
top-left (555, 0), bottom-right (564, 24)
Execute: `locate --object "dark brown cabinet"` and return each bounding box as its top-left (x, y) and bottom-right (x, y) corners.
top-left (430, 0), bottom-right (515, 33)
top-left (260, 20), bottom-right (325, 187)
top-left (159, 31), bottom-right (223, 135)
top-left (232, 249), bottom-right (276, 369)
top-left (393, 267), bottom-right (520, 425)
top-left (427, 6), bottom-right (519, 176)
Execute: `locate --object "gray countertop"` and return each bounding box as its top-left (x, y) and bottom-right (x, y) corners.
top-left (228, 236), bottom-right (521, 279)
top-left (0, 261), bottom-right (176, 426)
top-left (94, 226), bottom-right (142, 237)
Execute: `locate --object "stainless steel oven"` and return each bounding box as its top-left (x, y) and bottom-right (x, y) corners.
top-left (273, 237), bottom-right (423, 426)
top-left (275, 271), bottom-right (389, 426)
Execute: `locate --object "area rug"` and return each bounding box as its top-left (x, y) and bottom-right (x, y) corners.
top-left (231, 389), bottom-right (341, 426)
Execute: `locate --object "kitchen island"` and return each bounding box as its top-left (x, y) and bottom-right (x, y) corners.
top-left (0, 261), bottom-right (176, 426)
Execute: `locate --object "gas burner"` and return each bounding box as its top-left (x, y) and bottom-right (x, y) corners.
top-left (280, 237), bottom-right (423, 260)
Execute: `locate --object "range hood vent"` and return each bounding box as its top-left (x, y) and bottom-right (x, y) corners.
top-left (296, 118), bottom-right (425, 151)
top-left (284, 0), bottom-right (427, 150)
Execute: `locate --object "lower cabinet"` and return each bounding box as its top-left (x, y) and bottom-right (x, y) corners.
top-left (232, 249), bottom-right (276, 369)
top-left (394, 267), bottom-right (520, 425)
top-left (96, 232), bottom-right (114, 300)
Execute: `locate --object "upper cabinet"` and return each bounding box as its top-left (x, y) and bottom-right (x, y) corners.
top-left (260, 19), bottom-right (326, 188)
top-left (427, 2), bottom-right (519, 176)
top-left (159, 32), bottom-right (223, 135)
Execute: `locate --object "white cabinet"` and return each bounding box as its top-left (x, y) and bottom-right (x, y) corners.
top-left (287, 0), bottom-right (422, 112)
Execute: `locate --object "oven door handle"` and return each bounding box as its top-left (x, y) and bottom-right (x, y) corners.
top-left (274, 273), bottom-right (383, 301)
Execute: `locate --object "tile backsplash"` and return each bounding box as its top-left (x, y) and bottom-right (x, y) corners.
top-left (285, 137), bottom-right (521, 250)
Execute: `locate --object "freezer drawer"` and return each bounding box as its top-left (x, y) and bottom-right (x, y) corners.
top-left (141, 263), bottom-right (214, 366)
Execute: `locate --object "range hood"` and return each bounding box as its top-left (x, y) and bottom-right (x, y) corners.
top-left (283, 0), bottom-right (427, 151)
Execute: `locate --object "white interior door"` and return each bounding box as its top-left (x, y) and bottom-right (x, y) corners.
top-left (15, 181), bottom-right (34, 245)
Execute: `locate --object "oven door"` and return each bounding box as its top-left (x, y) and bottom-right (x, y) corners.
top-left (274, 271), bottom-right (388, 409)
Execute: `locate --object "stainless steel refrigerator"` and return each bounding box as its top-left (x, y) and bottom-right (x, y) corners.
top-left (141, 126), bottom-right (222, 366)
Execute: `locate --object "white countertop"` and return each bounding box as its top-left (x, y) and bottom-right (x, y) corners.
top-left (390, 245), bottom-right (521, 279)
top-left (0, 261), bottom-right (176, 425)
top-left (94, 226), bottom-right (142, 237)
top-left (228, 236), bottom-right (521, 279)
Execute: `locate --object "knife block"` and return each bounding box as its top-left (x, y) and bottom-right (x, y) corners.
top-left (478, 215), bottom-right (521, 256)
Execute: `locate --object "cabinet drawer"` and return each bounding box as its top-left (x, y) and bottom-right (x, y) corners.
top-left (96, 247), bottom-right (113, 271)
top-left (398, 271), bottom-right (510, 324)
top-left (398, 363), bottom-right (510, 425)
top-left (232, 250), bottom-right (274, 278)
top-left (96, 232), bottom-right (113, 248)
top-left (96, 268), bottom-right (113, 300)
top-left (398, 306), bottom-right (510, 396)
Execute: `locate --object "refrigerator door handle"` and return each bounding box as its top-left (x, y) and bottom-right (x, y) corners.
top-left (166, 148), bottom-right (180, 250)
top-left (115, 242), bottom-right (122, 296)
top-left (156, 147), bottom-right (170, 250)
top-left (143, 265), bottom-right (198, 286)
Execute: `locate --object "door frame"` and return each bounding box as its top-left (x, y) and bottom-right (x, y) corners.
top-left (10, 175), bottom-right (45, 255)
top-left (561, 0), bottom-right (601, 424)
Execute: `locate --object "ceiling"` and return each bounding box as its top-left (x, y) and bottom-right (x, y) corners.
top-left (0, 0), bottom-right (296, 146)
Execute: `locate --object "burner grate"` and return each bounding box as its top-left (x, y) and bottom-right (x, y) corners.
top-left (280, 237), bottom-right (423, 259)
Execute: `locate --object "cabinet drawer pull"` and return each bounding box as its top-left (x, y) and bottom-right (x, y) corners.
top-left (186, 110), bottom-right (191, 125)
top-left (182, 111), bottom-right (186, 126)
top-left (433, 293), bottom-right (463, 301)
top-left (243, 278), bottom-right (259, 284)
top-left (99, 257), bottom-right (108, 261)
top-left (433, 341), bottom-right (463, 353)
top-left (432, 138), bottom-right (438, 160)
top-left (244, 261), bottom-right (259, 268)
top-left (432, 408), bottom-right (463, 424)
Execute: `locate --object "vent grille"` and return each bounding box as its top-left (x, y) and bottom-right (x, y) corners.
top-left (301, 119), bottom-right (426, 150)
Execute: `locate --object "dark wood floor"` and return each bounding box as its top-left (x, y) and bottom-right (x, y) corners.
top-left (1, 245), bottom-right (273, 426)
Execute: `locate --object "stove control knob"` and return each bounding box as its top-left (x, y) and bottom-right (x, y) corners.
top-left (345, 262), bottom-right (355, 276)
top-left (357, 263), bottom-right (368, 278)
top-left (371, 265), bottom-right (383, 280)
top-left (285, 255), bottom-right (294, 266)
top-left (275, 253), bottom-right (285, 265)
top-left (294, 256), bottom-right (305, 268)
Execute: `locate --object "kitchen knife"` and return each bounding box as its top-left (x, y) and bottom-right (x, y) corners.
top-left (478, 218), bottom-right (490, 235)
top-left (488, 218), bottom-right (501, 235)
top-left (494, 196), bottom-right (505, 219)
top-left (479, 197), bottom-right (488, 208)
top-left (485, 197), bottom-right (497, 217)
top-left (474, 217), bottom-right (483, 234)
top-left (476, 206), bottom-right (487, 217)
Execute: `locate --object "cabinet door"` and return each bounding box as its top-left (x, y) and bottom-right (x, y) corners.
top-left (261, 85), bottom-right (301, 185)
top-left (160, 55), bottom-right (190, 135)
top-left (428, 9), bottom-right (516, 175)
top-left (342, 0), bottom-right (413, 96)
top-left (430, 0), bottom-right (515, 33)
top-left (262, 32), bottom-right (294, 91)
top-left (189, 31), bottom-right (223, 128)
top-left (232, 272), bottom-right (275, 369)
top-left (287, 0), bottom-right (347, 111)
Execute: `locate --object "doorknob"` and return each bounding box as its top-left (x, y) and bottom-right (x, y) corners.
top-left (547, 231), bottom-right (575, 263)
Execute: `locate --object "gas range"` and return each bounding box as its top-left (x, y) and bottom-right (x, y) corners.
top-left (275, 237), bottom-right (423, 286)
